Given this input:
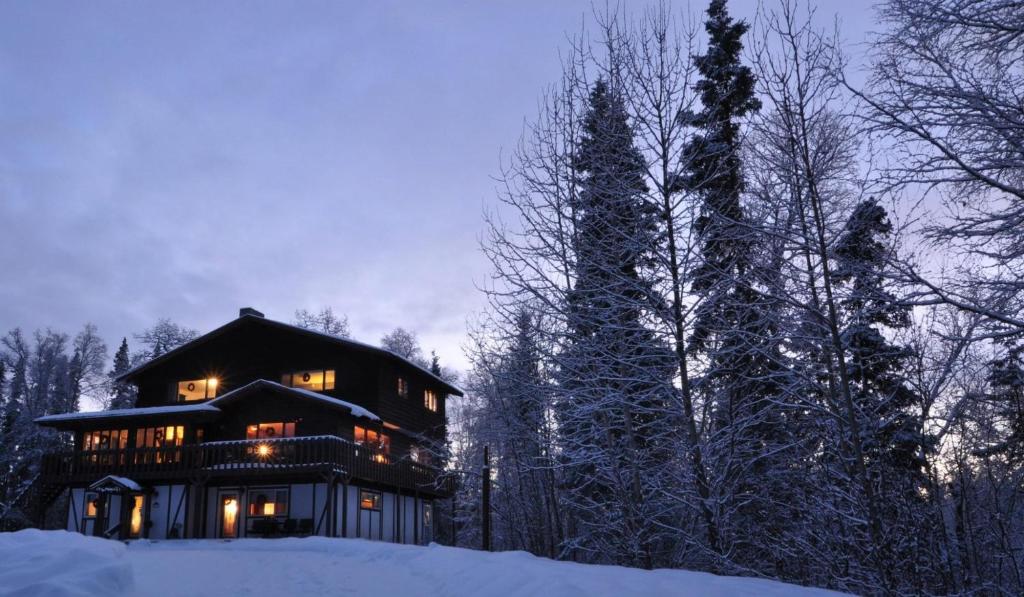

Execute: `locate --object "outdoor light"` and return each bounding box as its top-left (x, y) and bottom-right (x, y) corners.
top-left (257, 444), bottom-right (272, 458)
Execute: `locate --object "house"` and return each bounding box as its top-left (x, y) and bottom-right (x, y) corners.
top-left (33, 308), bottom-right (460, 543)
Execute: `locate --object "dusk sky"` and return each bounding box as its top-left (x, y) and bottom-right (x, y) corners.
top-left (0, 0), bottom-right (872, 374)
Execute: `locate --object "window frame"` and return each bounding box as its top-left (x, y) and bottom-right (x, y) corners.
top-left (281, 369), bottom-right (336, 392)
top-left (359, 489), bottom-right (382, 511)
top-left (245, 422), bottom-right (296, 440)
top-left (247, 486), bottom-right (290, 519)
top-left (176, 378), bottom-right (218, 402)
top-left (424, 389), bottom-right (438, 412)
top-left (397, 376), bottom-right (408, 398)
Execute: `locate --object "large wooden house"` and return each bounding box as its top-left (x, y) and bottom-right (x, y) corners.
top-left (33, 308), bottom-right (460, 543)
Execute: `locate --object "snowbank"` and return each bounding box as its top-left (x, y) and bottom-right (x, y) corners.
top-left (0, 530), bottom-right (133, 597)
top-left (0, 531), bottom-right (846, 597)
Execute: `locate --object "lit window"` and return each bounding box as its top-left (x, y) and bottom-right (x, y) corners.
top-left (397, 377), bottom-right (408, 398)
top-left (82, 429), bottom-right (129, 451)
top-left (354, 426), bottom-right (390, 455)
top-left (246, 422), bottom-right (296, 440)
top-left (136, 426), bottom-right (184, 448)
top-left (84, 492), bottom-right (110, 520)
top-left (281, 369), bottom-right (335, 392)
top-left (177, 378), bottom-right (218, 401)
top-left (248, 489), bottom-right (288, 518)
top-left (424, 389), bottom-right (438, 412)
top-left (359, 490), bottom-right (381, 511)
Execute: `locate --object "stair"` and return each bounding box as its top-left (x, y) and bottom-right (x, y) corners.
top-left (0, 474), bottom-right (65, 531)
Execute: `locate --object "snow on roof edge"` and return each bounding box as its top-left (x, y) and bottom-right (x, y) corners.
top-left (36, 403), bottom-right (220, 423)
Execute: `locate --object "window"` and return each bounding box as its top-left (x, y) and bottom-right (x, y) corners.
top-left (177, 378), bottom-right (218, 401)
top-left (246, 422), bottom-right (296, 440)
top-left (248, 488), bottom-right (288, 518)
top-left (82, 429), bottom-right (128, 451)
top-left (397, 377), bottom-right (408, 398)
top-left (281, 369), bottom-right (335, 392)
top-left (410, 445), bottom-right (431, 465)
top-left (135, 425), bottom-right (185, 464)
top-left (423, 503), bottom-right (433, 528)
top-left (136, 425), bottom-right (184, 448)
top-left (424, 389), bottom-right (438, 412)
top-left (354, 426), bottom-right (390, 455)
top-left (359, 490), bottom-right (381, 511)
top-left (84, 492), bottom-right (108, 519)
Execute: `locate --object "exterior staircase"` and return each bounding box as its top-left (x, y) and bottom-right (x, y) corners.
top-left (0, 473), bottom-right (65, 531)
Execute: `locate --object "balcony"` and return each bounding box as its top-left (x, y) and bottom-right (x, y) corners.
top-left (40, 435), bottom-right (452, 497)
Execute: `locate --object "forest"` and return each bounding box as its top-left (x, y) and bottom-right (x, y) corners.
top-left (439, 1), bottom-right (1024, 595)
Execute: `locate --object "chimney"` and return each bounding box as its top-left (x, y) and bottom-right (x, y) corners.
top-left (239, 307), bottom-right (264, 318)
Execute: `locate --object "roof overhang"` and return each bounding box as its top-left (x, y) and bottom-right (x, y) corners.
top-left (35, 404), bottom-right (221, 431)
top-left (207, 380), bottom-right (381, 421)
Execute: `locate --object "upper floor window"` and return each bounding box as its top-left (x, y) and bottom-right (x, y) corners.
top-left (397, 377), bottom-right (408, 398)
top-left (281, 369), bottom-right (335, 392)
top-left (354, 425), bottom-right (390, 455)
top-left (246, 422), bottom-right (295, 440)
top-left (82, 429), bottom-right (128, 451)
top-left (136, 425), bottom-right (184, 448)
top-left (424, 389), bottom-right (438, 412)
top-left (410, 445), bottom-right (431, 465)
top-left (178, 378), bottom-right (218, 402)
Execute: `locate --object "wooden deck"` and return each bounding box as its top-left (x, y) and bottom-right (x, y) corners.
top-left (40, 435), bottom-right (452, 497)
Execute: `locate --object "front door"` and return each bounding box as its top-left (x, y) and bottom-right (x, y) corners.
top-left (126, 494), bottom-right (146, 539)
top-left (218, 492), bottom-right (240, 539)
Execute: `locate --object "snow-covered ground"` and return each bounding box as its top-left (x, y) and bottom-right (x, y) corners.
top-left (0, 530), bottom-right (847, 597)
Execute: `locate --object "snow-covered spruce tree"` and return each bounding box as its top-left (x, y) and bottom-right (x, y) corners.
top-left (981, 343), bottom-right (1024, 463)
top-left (833, 199), bottom-right (938, 591)
top-left (555, 78), bottom-right (678, 570)
top-left (107, 338), bottom-right (136, 410)
top-left (678, 0), bottom-right (803, 574)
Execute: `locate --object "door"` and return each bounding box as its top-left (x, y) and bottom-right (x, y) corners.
top-left (127, 494), bottom-right (145, 539)
top-left (218, 492), bottom-right (240, 539)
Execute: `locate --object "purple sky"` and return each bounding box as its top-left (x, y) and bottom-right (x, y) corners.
top-left (0, 1), bottom-right (872, 374)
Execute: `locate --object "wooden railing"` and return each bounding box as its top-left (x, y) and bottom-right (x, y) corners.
top-left (40, 435), bottom-right (452, 496)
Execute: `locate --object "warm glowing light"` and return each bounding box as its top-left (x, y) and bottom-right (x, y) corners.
top-left (263, 502), bottom-right (275, 516)
top-left (222, 497), bottom-right (238, 538)
top-left (207, 378), bottom-right (218, 388)
top-left (130, 495), bottom-right (144, 537)
top-left (257, 444), bottom-right (272, 457)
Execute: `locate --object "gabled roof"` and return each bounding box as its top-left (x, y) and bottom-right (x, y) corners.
top-left (118, 314), bottom-right (464, 396)
top-left (207, 379), bottom-right (380, 421)
top-left (89, 475), bottom-right (142, 493)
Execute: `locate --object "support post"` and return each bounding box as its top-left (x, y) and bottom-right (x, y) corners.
top-left (482, 445), bottom-right (491, 552)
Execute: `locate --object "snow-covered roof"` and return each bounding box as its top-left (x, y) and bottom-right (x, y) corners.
top-left (35, 403), bottom-right (219, 424)
top-left (89, 475), bottom-right (142, 492)
top-left (207, 379), bottom-right (381, 421)
top-left (118, 313), bottom-right (463, 396)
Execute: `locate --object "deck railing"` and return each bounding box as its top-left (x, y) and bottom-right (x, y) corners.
top-left (40, 435), bottom-right (451, 496)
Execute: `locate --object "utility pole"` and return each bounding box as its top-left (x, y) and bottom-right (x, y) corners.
top-left (481, 445), bottom-right (491, 551)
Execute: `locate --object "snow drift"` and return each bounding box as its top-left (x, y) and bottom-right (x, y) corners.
top-left (0, 530), bottom-right (846, 597)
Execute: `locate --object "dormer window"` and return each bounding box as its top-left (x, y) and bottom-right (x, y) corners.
top-left (424, 389), bottom-right (438, 412)
top-left (281, 369), bottom-right (335, 392)
top-left (178, 378), bottom-right (218, 401)
top-left (397, 377), bottom-right (408, 398)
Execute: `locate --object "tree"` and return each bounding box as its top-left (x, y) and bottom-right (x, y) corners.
top-left (294, 307), bottom-right (350, 338)
top-left (380, 327), bottom-right (428, 368)
top-left (557, 77), bottom-right (678, 569)
top-left (134, 319), bottom-right (199, 360)
top-left (107, 338), bottom-right (136, 410)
